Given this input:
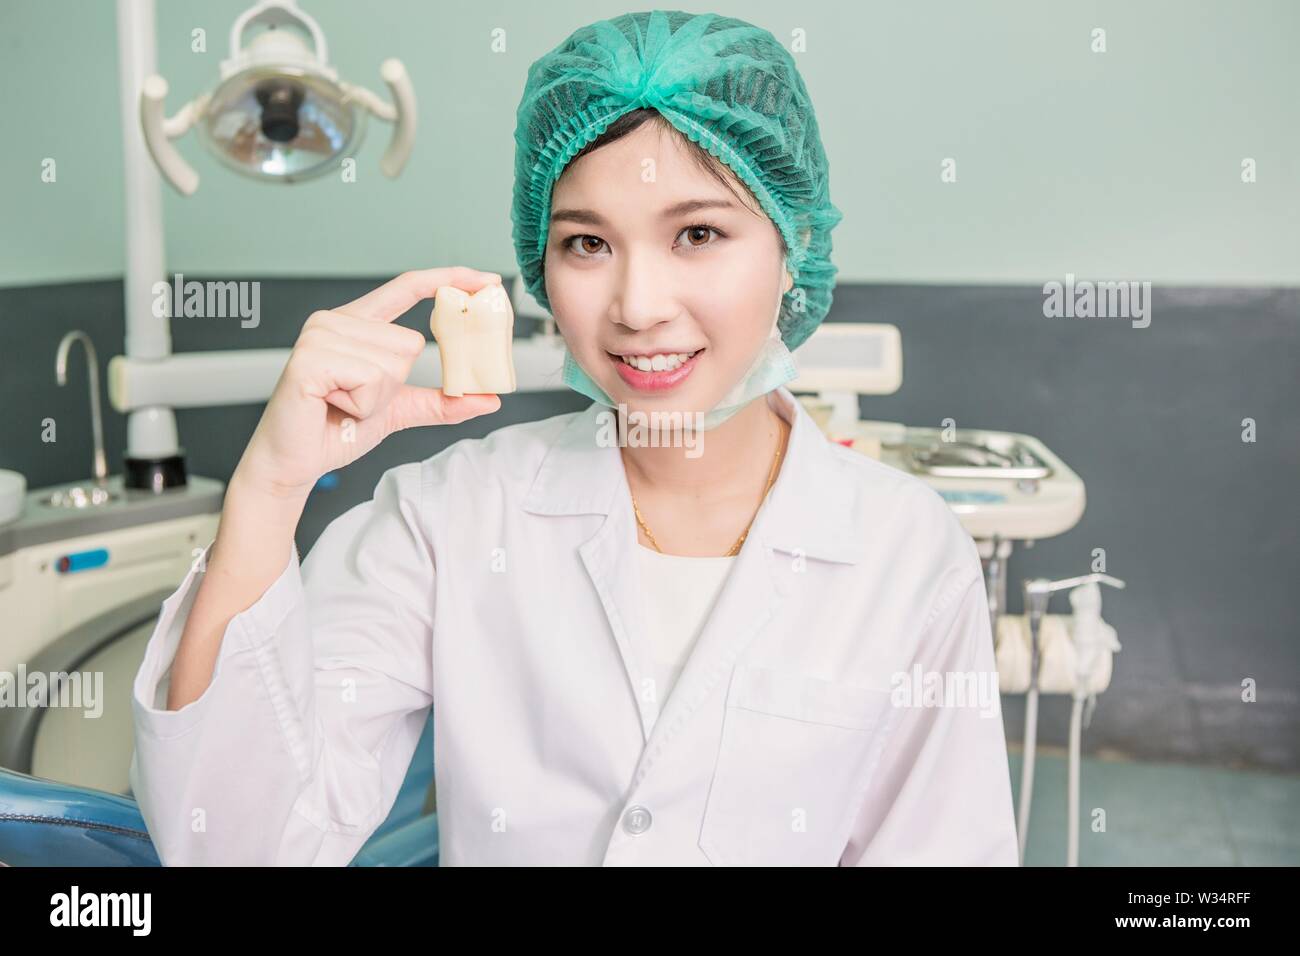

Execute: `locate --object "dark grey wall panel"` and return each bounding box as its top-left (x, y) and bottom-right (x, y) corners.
top-left (833, 283), bottom-right (1299, 773)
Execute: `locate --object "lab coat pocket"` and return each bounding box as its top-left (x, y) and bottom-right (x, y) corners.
top-left (699, 665), bottom-right (897, 866)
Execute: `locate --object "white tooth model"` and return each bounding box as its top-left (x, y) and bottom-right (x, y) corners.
top-left (429, 283), bottom-right (518, 396)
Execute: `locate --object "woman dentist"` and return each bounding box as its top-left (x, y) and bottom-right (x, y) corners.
top-left (129, 10), bottom-right (1018, 866)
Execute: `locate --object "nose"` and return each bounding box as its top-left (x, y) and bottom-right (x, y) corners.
top-left (609, 247), bottom-right (679, 333)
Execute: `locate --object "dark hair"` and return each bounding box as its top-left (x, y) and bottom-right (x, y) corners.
top-left (563, 108), bottom-right (788, 257)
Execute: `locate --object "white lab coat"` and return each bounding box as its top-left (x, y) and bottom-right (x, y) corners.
top-left (128, 386), bottom-right (1018, 866)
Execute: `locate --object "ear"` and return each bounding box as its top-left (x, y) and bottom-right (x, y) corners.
top-left (783, 268), bottom-right (794, 295)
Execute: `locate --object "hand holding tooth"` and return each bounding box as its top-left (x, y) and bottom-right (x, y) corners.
top-left (233, 267), bottom-right (504, 501)
top-left (429, 283), bottom-right (518, 397)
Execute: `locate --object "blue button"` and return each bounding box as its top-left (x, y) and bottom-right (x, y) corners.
top-left (57, 548), bottom-right (109, 573)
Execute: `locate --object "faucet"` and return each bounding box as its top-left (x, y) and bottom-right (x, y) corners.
top-left (55, 331), bottom-right (108, 489)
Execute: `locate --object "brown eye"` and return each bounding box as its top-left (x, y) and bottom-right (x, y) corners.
top-left (677, 224), bottom-right (724, 250)
top-left (563, 235), bottom-right (608, 257)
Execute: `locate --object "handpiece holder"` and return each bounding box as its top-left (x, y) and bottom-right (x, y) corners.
top-left (1023, 573), bottom-right (1126, 689)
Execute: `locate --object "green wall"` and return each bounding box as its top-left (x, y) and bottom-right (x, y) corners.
top-left (2, 0), bottom-right (1296, 288)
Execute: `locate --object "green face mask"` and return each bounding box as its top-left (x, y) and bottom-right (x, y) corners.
top-left (559, 258), bottom-right (797, 430)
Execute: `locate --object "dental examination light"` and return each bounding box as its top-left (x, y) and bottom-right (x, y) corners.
top-left (111, 0), bottom-right (417, 491)
top-left (139, 0), bottom-right (415, 194)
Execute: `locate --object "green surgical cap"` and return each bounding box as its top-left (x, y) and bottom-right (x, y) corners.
top-left (510, 9), bottom-right (843, 351)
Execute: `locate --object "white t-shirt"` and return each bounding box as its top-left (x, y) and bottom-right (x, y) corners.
top-left (635, 542), bottom-right (736, 710)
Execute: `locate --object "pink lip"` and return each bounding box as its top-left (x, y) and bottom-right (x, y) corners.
top-left (609, 350), bottom-right (703, 393)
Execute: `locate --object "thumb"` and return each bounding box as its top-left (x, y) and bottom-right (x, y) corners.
top-left (387, 384), bottom-right (501, 431)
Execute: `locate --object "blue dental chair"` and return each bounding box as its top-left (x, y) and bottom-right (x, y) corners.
top-left (0, 714), bottom-right (438, 866)
top-left (0, 589), bottom-right (440, 867)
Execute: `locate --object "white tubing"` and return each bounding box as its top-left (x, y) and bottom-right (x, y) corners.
top-left (1016, 685), bottom-right (1038, 865)
top-left (1068, 694), bottom-right (1084, 867)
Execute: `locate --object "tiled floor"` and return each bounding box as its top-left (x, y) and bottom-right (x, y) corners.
top-left (1008, 746), bottom-right (1300, 866)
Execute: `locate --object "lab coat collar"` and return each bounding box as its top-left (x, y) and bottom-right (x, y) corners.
top-left (521, 386), bottom-right (867, 566)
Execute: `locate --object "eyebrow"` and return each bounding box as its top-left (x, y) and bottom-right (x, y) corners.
top-left (549, 198), bottom-right (738, 229)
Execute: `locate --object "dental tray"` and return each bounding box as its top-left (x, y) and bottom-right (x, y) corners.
top-left (888, 432), bottom-right (1053, 481)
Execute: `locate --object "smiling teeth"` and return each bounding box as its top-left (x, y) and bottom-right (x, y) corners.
top-left (621, 350), bottom-right (698, 372)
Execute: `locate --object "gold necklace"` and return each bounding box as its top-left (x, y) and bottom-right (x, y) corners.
top-left (628, 418), bottom-right (788, 558)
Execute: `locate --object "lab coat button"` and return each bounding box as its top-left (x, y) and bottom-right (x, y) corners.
top-left (622, 805), bottom-right (652, 835)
